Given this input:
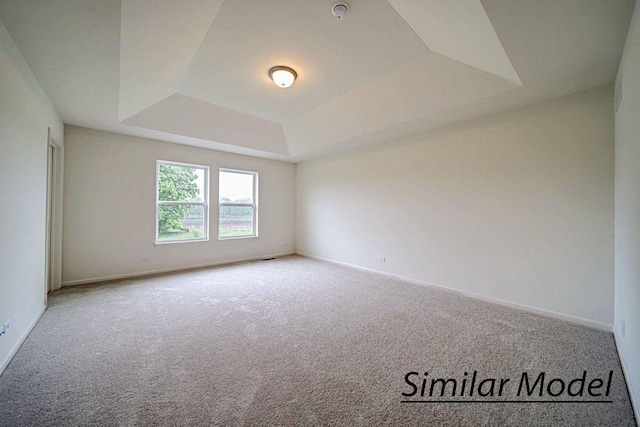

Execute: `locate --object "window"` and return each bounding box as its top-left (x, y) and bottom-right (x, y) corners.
top-left (219, 169), bottom-right (258, 239)
top-left (156, 161), bottom-right (209, 243)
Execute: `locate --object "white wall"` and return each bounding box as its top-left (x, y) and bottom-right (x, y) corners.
top-left (62, 127), bottom-right (296, 285)
top-left (297, 86), bottom-right (614, 329)
top-left (614, 2), bottom-right (640, 416)
top-left (0, 21), bottom-right (64, 372)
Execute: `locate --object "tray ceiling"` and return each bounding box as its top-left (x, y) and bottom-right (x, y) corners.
top-left (0, 0), bottom-right (634, 161)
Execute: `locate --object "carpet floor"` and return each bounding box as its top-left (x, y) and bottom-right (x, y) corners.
top-left (0, 255), bottom-right (635, 426)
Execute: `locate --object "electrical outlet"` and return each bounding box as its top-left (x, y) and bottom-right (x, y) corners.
top-left (141, 257), bottom-right (151, 263)
top-left (621, 319), bottom-right (626, 338)
top-left (378, 257), bottom-right (386, 263)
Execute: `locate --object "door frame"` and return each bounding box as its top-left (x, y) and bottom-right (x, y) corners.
top-left (44, 128), bottom-right (62, 302)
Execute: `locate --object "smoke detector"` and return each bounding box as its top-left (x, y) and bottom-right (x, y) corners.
top-left (332, 2), bottom-right (349, 19)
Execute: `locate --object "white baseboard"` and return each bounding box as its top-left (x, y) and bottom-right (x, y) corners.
top-left (613, 329), bottom-right (639, 422)
top-left (0, 305), bottom-right (46, 376)
top-left (297, 251), bottom-right (613, 332)
top-left (61, 251), bottom-right (295, 287)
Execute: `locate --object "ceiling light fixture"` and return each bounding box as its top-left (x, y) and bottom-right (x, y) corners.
top-left (269, 66), bottom-right (297, 88)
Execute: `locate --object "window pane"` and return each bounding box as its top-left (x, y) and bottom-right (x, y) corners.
top-left (219, 171), bottom-right (254, 203)
top-left (158, 204), bottom-right (205, 241)
top-left (158, 164), bottom-right (205, 202)
top-left (219, 206), bottom-right (254, 238)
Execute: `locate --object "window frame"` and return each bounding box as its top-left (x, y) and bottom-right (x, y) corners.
top-left (218, 168), bottom-right (259, 240)
top-left (155, 160), bottom-right (210, 245)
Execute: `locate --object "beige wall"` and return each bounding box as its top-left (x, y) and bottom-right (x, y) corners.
top-left (62, 127), bottom-right (295, 285)
top-left (614, 2), bottom-right (640, 416)
top-left (297, 86), bottom-right (614, 329)
top-left (0, 21), bottom-right (64, 373)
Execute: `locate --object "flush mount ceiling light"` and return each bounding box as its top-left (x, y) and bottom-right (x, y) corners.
top-left (269, 66), bottom-right (297, 88)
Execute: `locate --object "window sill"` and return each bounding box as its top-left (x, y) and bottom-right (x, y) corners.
top-left (218, 235), bottom-right (259, 241)
top-left (154, 238), bottom-right (210, 246)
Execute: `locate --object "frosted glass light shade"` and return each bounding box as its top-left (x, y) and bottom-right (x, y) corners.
top-left (269, 66), bottom-right (297, 88)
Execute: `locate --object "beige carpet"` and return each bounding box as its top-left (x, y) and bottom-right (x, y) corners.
top-left (0, 255), bottom-right (635, 426)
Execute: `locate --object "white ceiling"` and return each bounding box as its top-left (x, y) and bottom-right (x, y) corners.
top-left (0, 0), bottom-right (634, 162)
